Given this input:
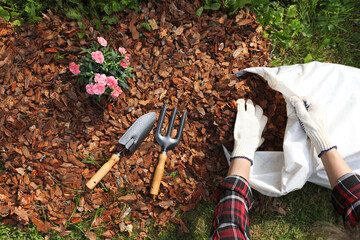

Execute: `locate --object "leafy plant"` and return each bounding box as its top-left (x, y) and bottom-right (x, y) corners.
top-left (0, 0), bottom-right (139, 25)
top-left (197, 0), bottom-right (267, 16)
top-left (69, 37), bottom-right (133, 102)
top-left (0, 6), bottom-right (10, 21)
top-left (223, 0), bottom-right (252, 15)
top-left (24, 0), bottom-right (42, 23)
top-left (76, 21), bottom-right (89, 39)
top-left (102, 15), bottom-right (119, 25)
top-left (196, 0), bottom-right (221, 17)
top-left (251, 0), bottom-right (360, 67)
top-left (1, 0), bottom-right (45, 24)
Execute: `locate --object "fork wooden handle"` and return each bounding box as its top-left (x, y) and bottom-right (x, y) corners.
top-left (150, 154), bottom-right (167, 195)
top-left (86, 154), bottom-right (120, 190)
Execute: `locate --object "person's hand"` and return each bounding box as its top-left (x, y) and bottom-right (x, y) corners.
top-left (290, 96), bottom-right (335, 157)
top-left (231, 99), bottom-right (268, 164)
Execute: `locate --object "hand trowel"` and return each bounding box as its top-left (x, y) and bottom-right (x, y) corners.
top-left (86, 112), bottom-right (156, 189)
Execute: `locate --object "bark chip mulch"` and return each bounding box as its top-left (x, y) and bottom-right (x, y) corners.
top-left (0, 0), bottom-right (286, 237)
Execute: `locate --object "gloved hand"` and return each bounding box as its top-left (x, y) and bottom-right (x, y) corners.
top-left (231, 99), bottom-right (268, 165)
top-left (290, 96), bottom-right (336, 157)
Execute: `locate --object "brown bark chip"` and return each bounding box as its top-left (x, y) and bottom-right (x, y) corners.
top-left (0, 1), bottom-right (287, 236)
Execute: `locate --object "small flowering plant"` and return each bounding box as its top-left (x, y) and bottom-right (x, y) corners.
top-left (69, 37), bottom-right (133, 101)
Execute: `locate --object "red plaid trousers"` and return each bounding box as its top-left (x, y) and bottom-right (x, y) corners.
top-left (211, 172), bottom-right (360, 239)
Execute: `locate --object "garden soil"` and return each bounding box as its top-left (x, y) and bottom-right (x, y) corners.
top-left (0, 0), bottom-right (287, 238)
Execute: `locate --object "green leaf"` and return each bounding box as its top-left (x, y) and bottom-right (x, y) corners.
top-left (102, 16), bottom-right (118, 24)
top-left (0, 7), bottom-right (10, 22)
top-left (287, 5), bottom-right (298, 18)
top-left (25, 3), bottom-right (36, 18)
top-left (140, 23), bottom-right (152, 32)
top-left (303, 53), bottom-right (313, 63)
top-left (196, 7), bottom-right (204, 17)
top-left (112, 1), bottom-right (125, 12)
top-left (12, 19), bottom-right (21, 26)
top-left (322, 38), bottom-right (331, 46)
top-left (94, 19), bottom-right (101, 30)
top-left (104, 4), bottom-right (113, 15)
top-left (205, 3), bottom-right (221, 10)
top-left (10, 10), bottom-right (20, 18)
top-left (224, 0), bottom-right (251, 15)
top-left (77, 32), bottom-right (85, 39)
top-left (302, 28), bottom-right (313, 37)
top-left (327, 24), bottom-right (334, 32)
top-left (77, 21), bottom-right (86, 29)
top-left (263, 31), bottom-right (269, 39)
top-left (66, 8), bottom-right (83, 20)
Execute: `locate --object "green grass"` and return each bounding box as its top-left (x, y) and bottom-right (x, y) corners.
top-left (154, 182), bottom-right (340, 240)
top-left (252, 0), bottom-right (360, 68)
top-left (115, 201), bottom-right (215, 240)
top-left (250, 182), bottom-right (341, 239)
top-left (181, 201), bottom-right (215, 240)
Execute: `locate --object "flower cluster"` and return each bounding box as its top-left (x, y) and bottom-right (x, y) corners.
top-left (69, 37), bottom-right (133, 101)
top-left (91, 51), bottom-right (104, 64)
top-left (85, 74), bottom-right (123, 98)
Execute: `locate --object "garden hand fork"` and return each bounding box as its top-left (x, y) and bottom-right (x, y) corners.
top-left (150, 103), bottom-right (187, 195)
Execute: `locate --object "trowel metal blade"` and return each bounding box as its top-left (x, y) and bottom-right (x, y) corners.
top-left (118, 112), bottom-right (156, 153)
top-left (222, 144), bottom-right (231, 166)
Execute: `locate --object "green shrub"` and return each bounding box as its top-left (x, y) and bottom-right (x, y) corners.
top-left (0, 0), bottom-right (139, 25)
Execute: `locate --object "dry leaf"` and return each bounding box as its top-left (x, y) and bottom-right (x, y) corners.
top-left (118, 194), bottom-right (137, 202)
top-left (159, 200), bottom-right (174, 209)
top-left (102, 230), bottom-right (115, 238)
top-left (14, 207), bottom-right (29, 223)
top-left (148, 19), bottom-right (158, 30)
top-left (238, 18), bottom-right (253, 26)
top-left (30, 216), bottom-right (52, 233)
top-left (277, 206), bottom-right (287, 215)
top-left (0, 2), bottom-right (275, 234)
top-left (86, 231), bottom-right (97, 240)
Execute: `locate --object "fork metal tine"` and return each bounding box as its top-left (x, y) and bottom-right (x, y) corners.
top-left (166, 107), bottom-right (177, 137)
top-left (175, 110), bottom-right (187, 141)
top-left (156, 103), bottom-right (167, 137)
top-left (155, 104), bottom-right (186, 153)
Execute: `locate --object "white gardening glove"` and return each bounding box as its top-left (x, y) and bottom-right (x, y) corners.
top-left (290, 96), bottom-right (336, 157)
top-left (231, 99), bottom-right (268, 165)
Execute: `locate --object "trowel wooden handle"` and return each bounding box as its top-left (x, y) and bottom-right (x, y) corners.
top-left (86, 154), bottom-right (120, 190)
top-left (150, 154), bottom-right (167, 195)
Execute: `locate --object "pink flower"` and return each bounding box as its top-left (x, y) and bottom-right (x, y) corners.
top-left (120, 61), bottom-right (129, 68)
top-left (106, 76), bottom-right (118, 89)
top-left (120, 54), bottom-right (130, 68)
top-left (69, 62), bottom-right (80, 75)
top-left (94, 73), bottom-right (107, 86)
top-left (86, 83), bottom-right (95, 95)
top-left (97, 37), bottom-right (107, 47)
top-left (118, 47), bottom-right (127, 54)
top-left (92, 83), bottom-right (105, 95)
top-left (91, 51), bottom-right (104, 64)
top-left (111, 86), bottom-right (123, 98)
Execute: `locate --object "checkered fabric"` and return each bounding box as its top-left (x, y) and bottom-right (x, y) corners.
top-left (332, 172), bottom-right (360, 230)
top-left (211, 172), bottom-right (360, 240)
top-left (210, 175), bottom-right (253, 240)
